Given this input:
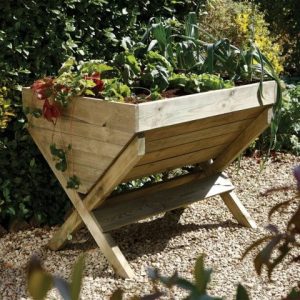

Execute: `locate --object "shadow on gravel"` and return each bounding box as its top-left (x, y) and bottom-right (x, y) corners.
top-left (62, 215), bottom-right (241, 260)
top-left (113, 217), bottom-right (241, 260)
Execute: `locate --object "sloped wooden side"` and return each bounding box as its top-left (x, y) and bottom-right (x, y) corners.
top-left (124, 106), bottom-right (269, 181)
top-left (137, 81), bottom-right (277, 132)
top-left (22, 88), bottom-right (136, 194)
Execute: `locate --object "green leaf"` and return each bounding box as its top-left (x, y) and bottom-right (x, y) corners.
top-left (67, 175), bottom-right (80, 190)
top-left (194, 255), bottom-right (212, 294)
top-left (70, 255), bottom-right (85, 300)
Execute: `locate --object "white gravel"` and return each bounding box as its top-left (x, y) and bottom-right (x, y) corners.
top-left (0, 153), bottom-right (299, 300)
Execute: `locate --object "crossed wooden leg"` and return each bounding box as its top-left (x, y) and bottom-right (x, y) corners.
top-left (30, 130), bottom-right (145, 278)
top-left (30, 108), bottom-right (271, 278)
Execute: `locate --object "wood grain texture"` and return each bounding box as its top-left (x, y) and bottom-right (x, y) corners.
top-left (22, 88), bottom-right (137, 132)
top-left (220, 191), bottom-right (257, 228)
top-left (47, 135), bottom-right (145, 251)
top-left (144, 106), bottom-right (264, 141)
top-left (140, 132), bottom-right (238, 165)
top-left (125, 144), bottom-right (224, 181)
top-left (137, 81), bottom-right (276, 132)
top-left (205, 108), bottom-right (273, 175)
top-left (23, 88), bottom-right (137, 194)
top-left (30, 129), bottom-right (144, 277)
top-left (94, 174), bottom-right (234, 232)
top-left (145, 118), bottom-right (253, 153)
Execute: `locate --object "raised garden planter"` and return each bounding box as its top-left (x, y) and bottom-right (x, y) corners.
top-left (22, 80), bottom-right (277, 278)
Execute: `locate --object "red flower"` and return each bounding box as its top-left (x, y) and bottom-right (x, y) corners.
top-left (42, 99), bottom-right (60, 124)
top-left (84, 72), bottom-right (104, 94)
top-left (31, 78), bottom-right (54, 100)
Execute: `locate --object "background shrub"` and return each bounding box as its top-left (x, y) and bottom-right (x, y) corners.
top-left (200, 0), bottom-right (284, 74)
top-left (252, 0), bottom-right (300, 76)
top-left (0, 0), bottom-right (200, 227)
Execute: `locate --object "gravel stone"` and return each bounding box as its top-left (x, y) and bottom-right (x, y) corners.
top-left (0, 154), bottom-right (299, 299)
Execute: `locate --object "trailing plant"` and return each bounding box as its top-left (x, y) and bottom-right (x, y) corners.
top-left (254, 82), bottom-right (300, 155)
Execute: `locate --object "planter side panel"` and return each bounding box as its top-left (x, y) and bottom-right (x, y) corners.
top-left (22, 89), bottom-right (136, 194)
top-left (137, 81), bottom-right (276, 132)
top-left (125, 106), bottom-right (270, 181)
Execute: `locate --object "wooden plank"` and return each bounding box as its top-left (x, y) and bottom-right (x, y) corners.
top-left (141, 132), bottom-right (237, 165)
top-left (22, 88), bottom-right (137, 133)
top-left (108, 172), bottom-right (207, 206)
top-left (137, 81), bottom-right (276, 132)
top-left (220, 191), bottom-right (257, 228)
top-left (30, 128), bottom-right (138, 278)
top-left (145, 106), bottom-right (264, 141)
top-left (93, 174), bottom-right (234, 232)
top-left (29, 127), bottom-right (122, 159)
top-left (47, 135), bottom-right (145, 252)
top-left (145, 119), bottom-right (252, 153)
top-left (205, 108), bottom-right (273, 175)
top-left (125, 144), bottom-right (224, 181)
top-left (27, 115), bottom-right (133, 146)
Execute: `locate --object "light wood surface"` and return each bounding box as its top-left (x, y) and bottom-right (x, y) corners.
top-left (47, 135), bottom-right (145, 250)
top-left (205, 108), bottom-right (273, 175)
top-left (220, 191), bottom-right (257, 228)
top-left (140, 132), bottom-right (237, 165)
top-left (125, 144), bottom-right (224, 181)
top-left (22, 82), bottom-right (277, 278)
top-left (137, 81), bottom-right (276, 131)
top-left (30, 131), bottom-right (145, 277)
top-left (144, 119), bottom-right (252, 154)
top-left (23, 88), bottom-right (137, 194)
top-left (22, 88), bottom-right (137, 132)
top-left (144, 106), bottom-right (264, 141)
top-left (93, 174), bottom-right (234, 232)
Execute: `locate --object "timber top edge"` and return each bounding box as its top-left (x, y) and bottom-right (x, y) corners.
top-left (22, 80), bottom-right (277, 132)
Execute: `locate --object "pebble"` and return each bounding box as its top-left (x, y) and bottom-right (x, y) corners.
top-left (0, 154), bottom-right (299, 299)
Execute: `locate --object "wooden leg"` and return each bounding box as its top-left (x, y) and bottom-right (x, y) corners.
top-left (47, 135), bottom-right (145, 251)
top-left (220, 191), bottom-right (257, 229)
top-left (67, 194), bottom-right (135, 278)
top-left (205, 108), bottom-right (272, 176)
top-left (30, 130), bottom-right (145, 278)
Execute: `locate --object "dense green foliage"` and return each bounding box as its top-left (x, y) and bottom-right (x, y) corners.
top-left (255, 82), bottom-right (300, 155)
top-left (0, 0), bottom-right (295, 228)
top-left (275, 83), bottom-right (300, 155)
top-left (201, 0), bottom-right (284, 74)
top-left (253, 0), bottom-right (300, 75)
top-left (0, 0), bottom-right (200, 227)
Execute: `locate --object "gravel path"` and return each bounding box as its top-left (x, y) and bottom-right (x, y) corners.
top-left (0, 154), bottom-right (299, 300)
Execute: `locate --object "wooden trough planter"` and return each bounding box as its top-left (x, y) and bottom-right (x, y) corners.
top-left (22, 80), bottom-right (277, 278)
